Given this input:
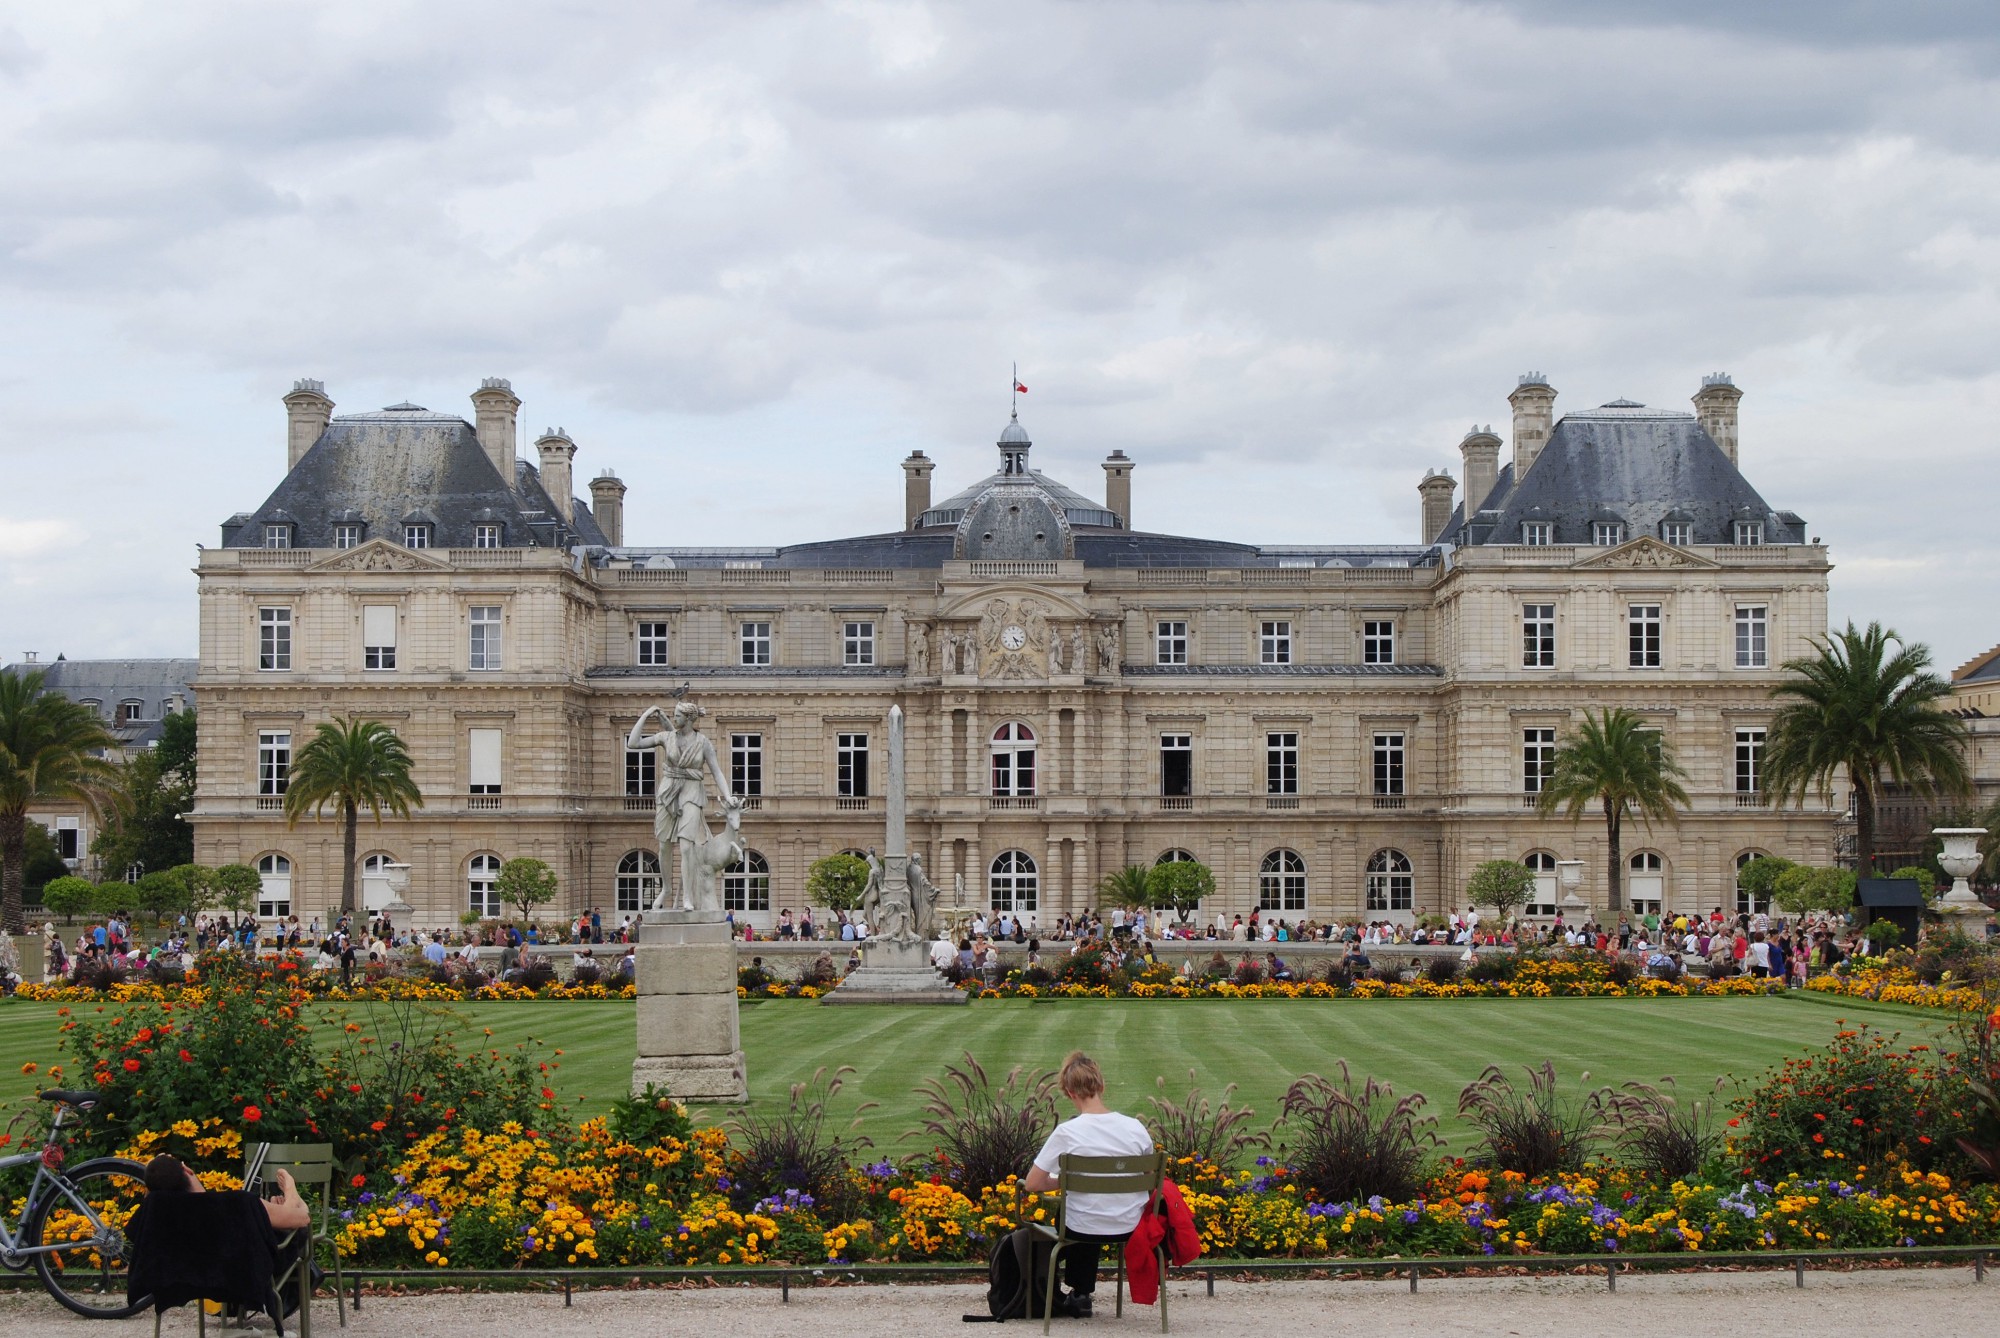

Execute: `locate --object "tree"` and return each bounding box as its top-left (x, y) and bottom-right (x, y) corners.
top-left (495, 857), bottom-right (559, 922)
top-left (214, 864), bottom-right (261, 918)
top-left (806, 853), bottom-right (870, 911)
top-left (1736, 855), bottom-right (1795, 911)
top-left (1886, 865), bottom-right (1938, 900)
top-left (1465, 860), bottom-right (1536, 923)
top-left (1536, 707), bottom-right (1692, 913)
top-left (136, 867), bottom-right (195, 922)
top-left (1147, 860), bottom-right (1215, 922)
top-left (0, 669), bottom-right (119, 933)
top-left (42, 874), bottom-right (95, 924)
top-left (282, 718), bottom-right (423, 918)
top-left (1763, 622), bottom-right (1970, 876)
top-left (1096, 865), bottom-right (1154, 911)
top-left (91, 733), bottom-right (196, 885)
top-left (1771, 864), bottom-right (1857, 915)
top-left (20, 821), bottom-right (68, 896)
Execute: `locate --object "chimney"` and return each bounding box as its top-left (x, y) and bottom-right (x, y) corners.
top-left (535, 429), bottom-right (577, 523)
top-left (1508, 373), bottom-right (1557, 476)
top-left (1692, 373), bottom-right (1742, 466)
top-left (470, 377), bottom-right (521, 482)
top-left (1459, 426), bottom-right (1502, 517)
top-left (1418, 469), bottom-right (1457, 544)
top-left (902, 450), bottom-right (934, 529)
top-left (283, 379), bottom-right (333, 471)
top-left (1102, 450), bottom-right (1133, 529)
top-left (590, 470), bottom-right (627, 547)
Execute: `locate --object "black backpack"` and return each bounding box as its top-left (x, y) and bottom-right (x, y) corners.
top-left (966, 1226), bottom-right (1057, 1322)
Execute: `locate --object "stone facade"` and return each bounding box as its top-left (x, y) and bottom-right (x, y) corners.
top-left (190, 374), bottom-right (1838, 929)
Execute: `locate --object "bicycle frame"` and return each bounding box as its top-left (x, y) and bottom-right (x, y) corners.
top-left (0, 1106), bottom-right (126, 1261)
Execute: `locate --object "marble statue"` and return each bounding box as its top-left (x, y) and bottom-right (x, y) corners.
top-left (941, 629), bottom-right (959, 675)
top-left (1048, 627), bottom-right (1067, 675)
top-left (910, 623), bottom-right (930, 676)
top-left (626, 700), bottom-right (738, 911)
top-left (1095, 624), bottom-right (1119, 672)
top-left (907, 850), bottom-right (943, 943)
top-left (1072, 626), bottom-right (1086, 674)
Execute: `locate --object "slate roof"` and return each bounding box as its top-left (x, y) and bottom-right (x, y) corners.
top-left (1438, 403), bottom-right (1803, 548)
top-left (1954, 644), bottom-right (2000, 685)
top-left (223, 404), bottom-right (607, 549)
top-left (0, 658), bottom-right (198, 749)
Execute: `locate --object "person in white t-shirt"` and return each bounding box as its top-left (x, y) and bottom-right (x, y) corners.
top-left (1024, 1052), bottom-right (1155, 1318)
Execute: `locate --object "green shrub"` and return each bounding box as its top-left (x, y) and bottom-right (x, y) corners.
top-left (40, 875), bottom-right (95, 923)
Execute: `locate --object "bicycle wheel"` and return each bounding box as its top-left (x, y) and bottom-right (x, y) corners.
top-left (26, 1157), bottom-right (148, 1319)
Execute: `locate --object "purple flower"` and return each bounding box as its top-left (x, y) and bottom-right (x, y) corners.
top-left (638, 1216), bottom-right (652, 1229)
top-left (1401, 1209), bottom-right (1421, 1225)
top-left (1367, 1195), bottom-right (1386, 1213)
top-left (1481, 1242), bottom-right (1496, 1255)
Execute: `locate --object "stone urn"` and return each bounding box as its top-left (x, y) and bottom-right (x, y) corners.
top-left (1931, 828), bottom-right (1992, 936)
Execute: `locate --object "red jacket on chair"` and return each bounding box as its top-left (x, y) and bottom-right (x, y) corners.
top-left (1125, 1178), bottom-right (1202, 1305)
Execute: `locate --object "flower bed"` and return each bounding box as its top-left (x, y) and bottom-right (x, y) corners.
top-left (1805, 965), bottom-right (1991, 1014)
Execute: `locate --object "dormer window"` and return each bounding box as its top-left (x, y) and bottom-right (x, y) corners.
top-left (333, 524), bottom-right (362, 549)
top-left (1592, 522), bottom-right (1625, 546)
top-left (262, 524), bottom-right (293, 549)
top-left (403, 524), bottom-right (431, 549)
top-left (1733, 521), bottom-right (1764, 546)
top-left (1520, 521), bottom-right (1551, 546)
top-left (474, 524), bottom-right (501, 549)
top-left (1662, 520), bottom-right (1693, 546)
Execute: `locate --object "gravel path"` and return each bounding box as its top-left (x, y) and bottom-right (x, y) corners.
top-left (0, 1267), bottom-right (1991, 1337)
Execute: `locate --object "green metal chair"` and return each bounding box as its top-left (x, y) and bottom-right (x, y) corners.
top-left (1037, 1149), bottom-right (1168, 1335)
top-left (251, 1142), bottom-right (345, 1334)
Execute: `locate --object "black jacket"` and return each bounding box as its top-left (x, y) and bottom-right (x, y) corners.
top-left (127, 1190), bottom-right (285, 1334)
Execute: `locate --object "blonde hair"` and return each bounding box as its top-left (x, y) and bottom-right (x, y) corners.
top-left (1059, 1051), bottom-right (1105, 1100)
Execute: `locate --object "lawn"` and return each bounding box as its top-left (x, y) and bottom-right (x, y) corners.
top-left (0, 991), bottom-right (1945, 1148)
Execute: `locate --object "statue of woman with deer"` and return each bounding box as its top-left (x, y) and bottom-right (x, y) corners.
top-left (627, 699), bottom-right (740, 911)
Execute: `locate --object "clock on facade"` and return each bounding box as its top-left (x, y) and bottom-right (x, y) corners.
top-left (1000, 625), bottom-right (1027, 650)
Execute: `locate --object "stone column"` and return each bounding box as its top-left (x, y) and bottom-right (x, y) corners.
top-left (632, 911), bottom-right (747, 1101)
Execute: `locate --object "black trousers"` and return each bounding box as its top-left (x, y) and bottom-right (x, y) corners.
top-left (1059, 1230), bottom-right (1132, 1295)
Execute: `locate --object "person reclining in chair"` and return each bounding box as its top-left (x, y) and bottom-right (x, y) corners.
top-left (145, 1154), bottom-right (310, 1231)
top-left (1023, 1052), bottom-right (1154, 1319)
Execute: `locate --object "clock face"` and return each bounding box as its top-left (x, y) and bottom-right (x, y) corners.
top-left (1000, 625), bottom-right (1027, 651)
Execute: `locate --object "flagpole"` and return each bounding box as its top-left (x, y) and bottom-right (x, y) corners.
top-left (1011, 362), bottom-right (1017, 416)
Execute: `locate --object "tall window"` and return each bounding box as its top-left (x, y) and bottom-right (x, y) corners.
top-left (1155, 620), bottom-right (1188, 665)
top-left (363, 605), bottom-right (397, 671)
top-left (467, 854), bottom-right (501, 918)
top-left (731, 733), bottom-right (763, 797)
top-left (361, 853), bottom-right (397, 912)
top-left (1628, 851), bottom-right (1665, 916)
top-left (1735, 728), bottom-right (1765, 799)
top-left (1734, 606), bottom-right (1768, 668)
top-left (259, 607), bottom-right (292, 672)
top-left (1736, 851), bottom-right (1771, 916)
top-left (262, 524), bottom-right (291, 549)
top-left (836, 733), bottom-right (869, 797)
top-left (625, 748), bottom-right (656, 797)
top-left (1159, 734), bottom-right (1192, 797)
top-left (1259, 621), bottom-right (1292, 665)
top-left (1258, 849), bottom-right (1306, 912)
top-left (1520, 522), bottom-right (1552, 546)
top-left (1522, 604), bottom-right (1554, 669)
top-left (1522, 727), bottom-right (1555, 800)
top-left (990, 722), bottom-right (1036, 797)
top-left (469, 605), bottom-right (502, 671)
top-left (403, 524), bottom-right (431, 549)
top-left (989, 850), bottom-right (1038, 913)
top-left (1524, 851), bottom-right (1558, 917)
top-left (474, 523), bottom-right (501, 548)
top-left (617, 850), bottom-right (661, 912)
top-left (257, 731), bottom-right (290, 797)
top-left (1365, 849), bottom-right (1413, 912)
top-left (1362, 621), bottom-right (1396, 665)
top-left (1662, 520), bottom-right (1694, 546)
top-left (723, 851), bottom-right (771, 912)
top-left (51, 818), bottom-right (79, 862)
top-left (1372, 733), bottom-right (1405, 796)
top-left (740, 621), bottom-right (772, 667)
top-left (843, 621), bottom-right (875, 666)
top-left (1734, 520), bottom-right (1764, 546)
top-left (1628, 604), bottom-right (1661, 668)
top-left (1265, 732), bottom-right (1298, 795)
top-left (636, 622), bottom-right (671, 666)
top-left (468, 728), bottom-right (503, 799)
top-left (333, 523), bottom-right (362, 549)
top-left (256, 854), bottom-right (292, 918)
top-left (1593, 521), bottom-right (1625, 546)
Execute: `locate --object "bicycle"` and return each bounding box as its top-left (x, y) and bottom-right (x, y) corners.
top-left (0, 1089), bottom-right (148, 1318)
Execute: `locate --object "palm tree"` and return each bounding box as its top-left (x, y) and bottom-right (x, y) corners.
top-left (0, 671), bottom-right (119, 934)
top-left (1536, 707), bottom-right (1691, 912)
top-left (1763, 622), bottom-right (1969, 876)
top-left (282, 717), bottom-right (423, 918)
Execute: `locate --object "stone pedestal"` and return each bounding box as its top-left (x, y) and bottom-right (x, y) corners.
top-left (632, 911), bottom-right (748, 1101)
top-left (823, 938), bottom-right (968, 1005)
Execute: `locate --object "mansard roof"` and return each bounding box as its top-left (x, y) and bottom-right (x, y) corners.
top-left (223, 404), bottom-right (606, 549)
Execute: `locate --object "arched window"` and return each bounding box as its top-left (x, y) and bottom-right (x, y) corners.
top-left (361, 853), bottom-right (398, 912)
top-left (468, 853), bottom-right (502, 919)
top-left (724, 850), bottom-right (770, 913)
top-left (990, 722), bottom-right (1037, 797)
top-left (256, 854), bottom-right (292, 919)
top-left (1628, 851), bottom-right (1665, 918)
top-left (1259, 849), bottom-right (1307, 912)
top-left (1155, 848), bottom-right (1196, 866)
top-left (1736, 850), bottom-right (1771, 916)
top-left (1523, 851), bottom-right (1558, 917)
top-left (1365, 849), bottom-right (1413, 913)
top-left (989, 850), bottom-right (1038, 913)
top-left (617, 850), bottom-right (661, 913)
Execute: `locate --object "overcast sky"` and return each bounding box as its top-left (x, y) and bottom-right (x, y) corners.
top-left (4, 1), bottom-right (1998, 672)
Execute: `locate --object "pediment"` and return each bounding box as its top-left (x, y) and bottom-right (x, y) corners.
top-left (936, 585), bottom-right (1090, 622)
top-left (1571, 536), bottom-right (1717, 571)
top-left (309, 539), bottom-right (453, 573)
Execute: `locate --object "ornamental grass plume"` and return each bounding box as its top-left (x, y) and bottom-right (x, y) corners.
top-left (1589, 1077), bottom-right (1727, 1180)
top-left (1143, 1069), bottom-right (1270, 1170)
top-left (1458, 1061), bottom-right (1598, 1179)
top-left (728, 1066), bottom-right (873, 1221)
top-left (1278, 1060), bottom-right (1439, 1206)
top-left (905, 1052), bottom-right (1056, 1199)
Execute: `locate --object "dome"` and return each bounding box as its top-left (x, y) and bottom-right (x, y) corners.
top-left (998, 414), bottom-right (1031, 446)
top-left (953, 482), bottom-right (1074, 561)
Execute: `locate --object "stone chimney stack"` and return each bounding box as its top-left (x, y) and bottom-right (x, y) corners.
top-left (1102, 449), bottom-right (1133, 529)
top-left (470, 377), bottom-right (521, 482)
top-left (535, 429), bottom-right (577, 522)
top-left (1508, 373), bottom-right (1557, 477)
top-left (590, 470), bottom-right (627, 547)
top-left (902, 450), bottom-right (934, 529)
top-left (1692, 373), bottom-right (1742, 466)
top-left (1418, 469), bottom-right (1457, 544)
top-left (283, 379), bottom-right (333, 471)
top-left (1459, 426), bottom-right (1502, 517)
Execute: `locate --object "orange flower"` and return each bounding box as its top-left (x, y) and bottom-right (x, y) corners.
top-left (370, 1121), bottom-right (387, 1132)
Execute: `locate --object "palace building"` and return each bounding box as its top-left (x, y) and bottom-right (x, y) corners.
top-left (189, 372), bottom-right (1839, 928)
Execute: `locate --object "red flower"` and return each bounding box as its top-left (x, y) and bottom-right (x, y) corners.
top-left (242, 1105), bottom-right (262, 1123)
top-left (540, 1087), bottom-right (555, 1101)
top-left (179, 1050), bottom-right (193, 1062)
top-left (348, 1084), bottom-right (362, 1094)
top-left (369, 1121), bottom-right (386, 1132)
top-left (351, 1174), bottom-right (366, 1188)
top-left (1811, 1133), bottom-right (1824, 1143)
top-left (120, 1058), bottom-right (141, 1072)
top-left (135, 1028), bottom-right (154, 1043)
